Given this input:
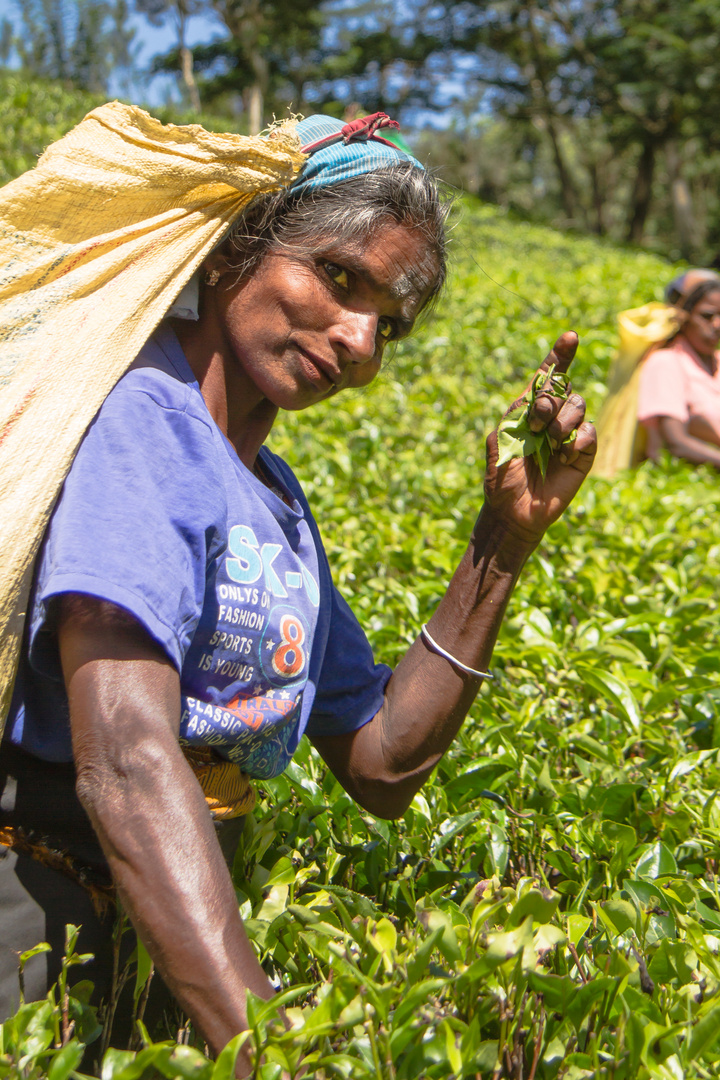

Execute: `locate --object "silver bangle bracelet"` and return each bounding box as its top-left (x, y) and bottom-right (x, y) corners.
top-left (420, 623), bottom-right (494, 680)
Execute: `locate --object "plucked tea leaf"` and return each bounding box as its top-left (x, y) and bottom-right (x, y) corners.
top-left (496, 413), bottom-right (543, 469)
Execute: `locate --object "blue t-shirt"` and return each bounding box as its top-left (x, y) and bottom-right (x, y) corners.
top-left (6, 325), bottom-right (391, 775)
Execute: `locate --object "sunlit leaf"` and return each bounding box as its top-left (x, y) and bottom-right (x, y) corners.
top-left (635, 843), bottom-right (678, 880)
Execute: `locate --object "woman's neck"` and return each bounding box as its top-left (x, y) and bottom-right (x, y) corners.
top-left (170, 317), bottom-right (278, 469)
top-left (682, 334), bottom-right (717, 374)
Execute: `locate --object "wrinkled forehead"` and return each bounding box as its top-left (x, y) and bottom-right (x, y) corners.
top-left (303, 220), bottom-right (442, 305)
top-left (390, 238), bottom-right (442, 304)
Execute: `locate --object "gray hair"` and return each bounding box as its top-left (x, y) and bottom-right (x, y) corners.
top-left (223, 163), bottom-right (451, 309)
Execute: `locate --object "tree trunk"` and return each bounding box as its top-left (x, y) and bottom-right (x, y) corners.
top-left (626, 141), bottom-right (656, 245)
top-left (245, 6), bottom-right (268, 135)
top-left (667, 141), bottom-right (696, 260)
top-left (526, 5), bottom-right (578, 224)
top-left (210, 0), bottom-right (267, 133)
top-left (546, 115), bottom-right (577, 223)
top-left (174, 6), bottom-right (201, 114)
top-left (247, 82), bottom-right (263, 135)
top-left (180, 44), bottom-right (201, 113)
top-left (587, 159), bottom-right (605, 236)
top-left (289, 76), bottom-right (306, 113)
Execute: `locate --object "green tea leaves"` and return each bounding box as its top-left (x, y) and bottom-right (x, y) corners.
top-left (496, 364), bottom-right (575, 476)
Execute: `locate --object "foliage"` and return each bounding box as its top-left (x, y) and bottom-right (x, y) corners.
top-left (5, 0), bottom-right (720, 258)
top-left (0, 926), bottom-right (100, 1078)
top-left (5, 0), bottom-right (134, 93)
top-left (190, 0), bottom-right (326, 123)
top-left (401, 0), bottom-right (720, 260)
top-left (147, 0), bottom-right (441, 127)
top-left (0, 71), bottom-right (101, 185)
top-left (0, 71), bottom-right (255, 187)
top-left (9, 202), bottom-right (720, 1078)
top-left (136, 0), bottom-right (206, 112)
top-left (495, 366), bottom-right (573, 477)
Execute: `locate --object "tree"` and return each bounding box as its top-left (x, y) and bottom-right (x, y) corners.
top-left (191, 0), bottom-right (447, 132)
top-left (573, 0), bottom-right (720, 245)
top-left (136, 0), bottom-right (204, 112)
top-left (11, 0), bottom-right (134, 93)
top-left (429, 0), bottom-right (720, 251)
top-left (203, 0), bottom-right (322, 127)
top-left (425, 1), bottom-right (601, 227)
top-left (147, 0), bottom-right (327, 131)
top-left (308, 0), bottom-right (444, 117)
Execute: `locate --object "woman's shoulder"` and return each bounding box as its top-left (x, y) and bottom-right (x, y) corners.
top-left (101, 324), bottom-right (214, 433)
top-left (643, 340), bottom-right (691, 371)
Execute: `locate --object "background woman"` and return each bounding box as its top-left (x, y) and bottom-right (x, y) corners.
top-left (0, 113), bottom-right (596, 1072)
top-left (638, 279), bottom-right (720, 466)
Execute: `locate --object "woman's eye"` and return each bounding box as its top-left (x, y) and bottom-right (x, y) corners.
top-left (324, 263), bottom-right (349, 289)
top-left (378, 317), bottom-right (396, 341)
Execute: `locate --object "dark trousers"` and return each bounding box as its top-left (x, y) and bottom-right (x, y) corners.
top-left (0, 744), bottom-right (177, 1061)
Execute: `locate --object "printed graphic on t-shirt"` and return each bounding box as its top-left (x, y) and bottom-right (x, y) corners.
top-left (179, 519), bottom-right (321, 778)
top-left (9, 332), bottom-right (387, 769)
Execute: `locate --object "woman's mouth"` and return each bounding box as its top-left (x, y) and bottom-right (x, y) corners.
top-left (296, 348), bottom-right (341, 390)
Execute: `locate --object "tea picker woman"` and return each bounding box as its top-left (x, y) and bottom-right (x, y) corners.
top-left (638, 278), bottom-right (720, 465)
top-left (0, 112), bottom-right (596, 1070)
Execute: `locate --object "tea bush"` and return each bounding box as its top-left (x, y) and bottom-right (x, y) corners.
top-left (0, 71), bottom-right (249, 186)
top-left (6, 202), bottom-right (720, 1079)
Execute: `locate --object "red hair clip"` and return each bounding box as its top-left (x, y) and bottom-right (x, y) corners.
top-left (300, 112), bottom-right (402, 154)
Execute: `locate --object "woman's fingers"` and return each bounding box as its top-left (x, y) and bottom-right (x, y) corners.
top-left (527, 389), bottom-right (585, 437)
top-left (538, 330), bottom-right (579, 377)
top-left (547, 392), bottom-right (586, 445)
top-left (507, 330), bottom-right (579, 422)
top-left (526, 391), bottom-right (558, 432)
top-left (556, 421), bottom-right (597, 470)
top-left (526, 329), bottom-right (585, 438)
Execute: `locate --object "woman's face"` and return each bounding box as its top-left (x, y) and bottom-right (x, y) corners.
top-left (211, 221), bottom-right (440, 412)
top-left (684, 289), bottom-right (720, 358)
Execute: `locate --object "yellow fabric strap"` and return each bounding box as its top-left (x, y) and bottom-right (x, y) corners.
top-left (182, 746), bottom-right (256, 821)
top-left (593, 302), bottom-right (682, 479)
top-left (0, 103), bottom-right (305, 730)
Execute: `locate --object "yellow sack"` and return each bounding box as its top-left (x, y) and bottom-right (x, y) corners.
top-left (0, 102), bottom-right (305, 729)
top-left (592, 302), bottom-right (681, 479)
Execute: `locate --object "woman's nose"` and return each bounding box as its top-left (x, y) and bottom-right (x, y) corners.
top-left (330, 311), bottom-right (379, 363)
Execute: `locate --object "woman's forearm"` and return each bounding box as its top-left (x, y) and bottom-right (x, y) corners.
top-left (313, 506), bottom-right (536, 817)
top-left (313, 334), bottom-right (596, 819)
top-left (659, 416), bottom-right (720, 467)
top-left (74, 716), bottom-right (272, 1061)
top-left (59, 597), bottom-right (274, 1070)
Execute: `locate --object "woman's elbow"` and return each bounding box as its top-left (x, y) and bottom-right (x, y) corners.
top-left (74, 737), bottom-right (167, 819)
top-left (350, 771), bottom-right (428, 820)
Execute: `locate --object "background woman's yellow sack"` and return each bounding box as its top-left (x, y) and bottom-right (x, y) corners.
top-left (0, 102), bottom-right (304, 728)
top-left (593, 302), bottom-right (681, 478)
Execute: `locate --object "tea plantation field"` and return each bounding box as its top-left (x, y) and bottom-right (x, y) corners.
top-left (7, 202), bottom-right (720, 1080)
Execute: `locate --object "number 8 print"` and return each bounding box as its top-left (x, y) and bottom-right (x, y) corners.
top-left (271, 614), bottom-right (306, 678)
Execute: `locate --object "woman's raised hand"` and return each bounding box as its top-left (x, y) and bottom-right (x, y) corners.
top-left (483, 331), bottom-right (597, 544)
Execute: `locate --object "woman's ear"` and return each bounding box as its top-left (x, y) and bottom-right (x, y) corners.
top-left (202, 249), bottom-right (234, 284)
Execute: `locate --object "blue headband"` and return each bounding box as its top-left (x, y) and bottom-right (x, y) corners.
top-left (291, 113), bottom-right (422, 195)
